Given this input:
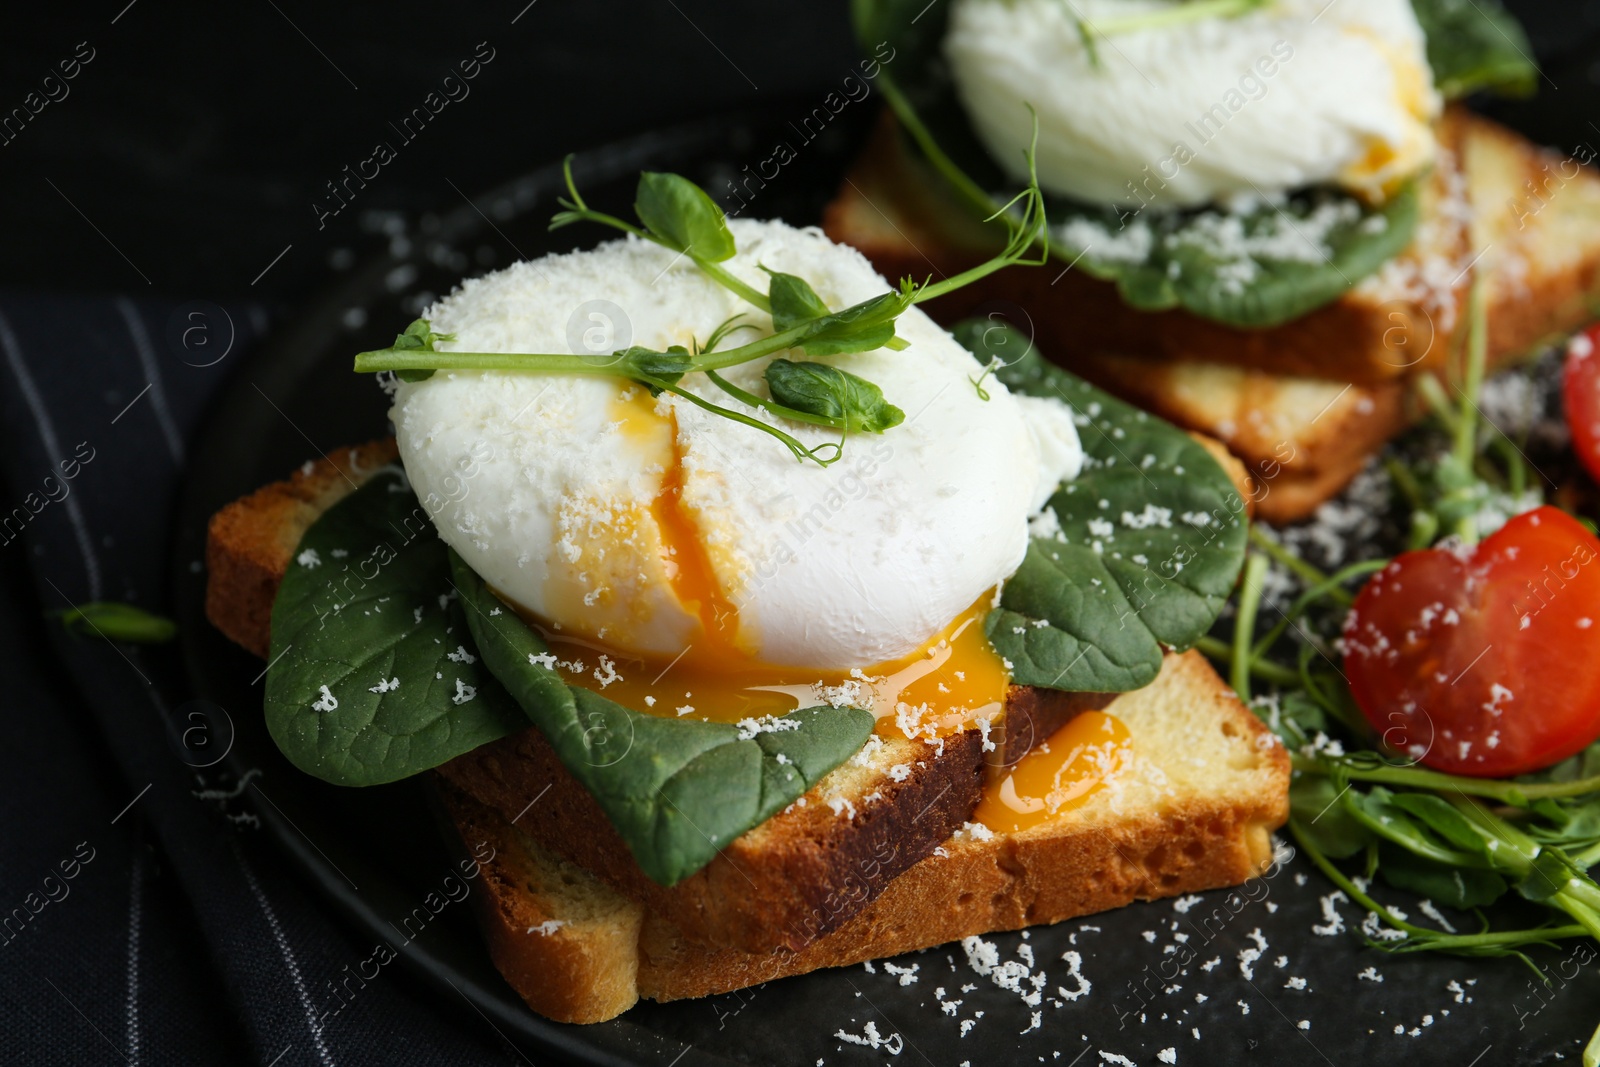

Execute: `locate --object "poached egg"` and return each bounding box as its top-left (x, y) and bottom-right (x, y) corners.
top-left (945, 0), bottom-right (1442, 210)
top-left (391, 220), bottom-right (1082, 730)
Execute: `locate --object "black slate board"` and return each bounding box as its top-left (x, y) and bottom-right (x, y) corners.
top-left (167, 96), bottom-right (1600, 1065)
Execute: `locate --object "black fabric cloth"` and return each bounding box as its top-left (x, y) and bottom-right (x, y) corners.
top-left (0, 295), bottom-right (525, 1066)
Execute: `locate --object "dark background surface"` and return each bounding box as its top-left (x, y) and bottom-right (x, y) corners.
top-left (4, 1), bottom-right (1600, 1064)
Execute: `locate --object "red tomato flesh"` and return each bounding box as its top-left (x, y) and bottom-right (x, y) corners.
top-left (1564, 324), bottom-right (1600, 484)
top-left (1343, 506), bottom-right (1600, 777)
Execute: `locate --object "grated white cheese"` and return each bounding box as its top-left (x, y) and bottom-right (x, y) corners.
top-left (834, 1020), bottom-right (902, 1056)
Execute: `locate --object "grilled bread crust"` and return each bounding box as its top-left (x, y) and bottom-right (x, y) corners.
top-left (440, 649), bottom-right (1289, 1023)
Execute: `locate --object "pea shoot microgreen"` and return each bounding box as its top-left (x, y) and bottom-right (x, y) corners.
top-left (1198, 276), bottom-right (1600, 1064)
top-left (1082, 0), bottom-right (1274, 39)
top-left (55, 601), bottom-right (177, 644)
top-left (354, 138), bottom-right (1047, 465)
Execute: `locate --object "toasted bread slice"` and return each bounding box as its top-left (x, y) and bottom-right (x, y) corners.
top-left (1466, 113), bottom-right (1600, 363)
top-left (440, 649), bottom-right (1289, 1023)
top-left (1076, 358), bottom-right (1408, 526)
top-left (824, 108), bottom-right (1600, 521)
top-left (208, 443), bottom-right (1258, 954)
top-left (437, 687), bottom-right (1113, 953)
top-left (205, 438), bottom-right (400, 658)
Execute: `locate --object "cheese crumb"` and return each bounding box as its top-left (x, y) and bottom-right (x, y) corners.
top-left (833, 1021), bottom-right (902, 1056)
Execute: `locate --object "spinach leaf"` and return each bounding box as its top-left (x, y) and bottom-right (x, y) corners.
top-left (1043, 186), bottom-right (1420, 329)
top-left (635, 171), bottom-right (737, 263)
top-left (764, 358), bottom-right (904, 433)
top-left (450, 550), bottom-right (875, 885)
top-left (265, 473), bottom-right (875, 884)
top-left (852, 0), bottom-right (1530, 328)
top-left (264, 470), bottom-right (526, 786)
top-left (1412, 0), bottom-right (1538, 98)
top-left (962, 320), bottom-right (1248, 691)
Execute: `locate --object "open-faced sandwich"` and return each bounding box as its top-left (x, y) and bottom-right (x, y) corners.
top-left (204, 164), bottom-right (1294, 1022)
top-left (828, 0), bottom-right (1600, 522)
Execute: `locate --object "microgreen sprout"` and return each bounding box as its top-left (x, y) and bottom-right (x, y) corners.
top-left (355, 153), bottom-right (1044, 465)
top-left (1202, 274), bottom-right (1600, 1062)
top-left (1082, 0), bottom-right (1274, 38)
top-left (55, 602), bottom-right (176, 643)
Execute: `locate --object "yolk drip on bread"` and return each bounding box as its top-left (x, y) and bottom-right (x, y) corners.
top-left (527, 592), bottom-right (1009, 741)
top-left (974, 711), bottom-right (1132, 832)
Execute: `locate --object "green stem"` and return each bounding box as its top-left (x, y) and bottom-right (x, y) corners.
top-left (1290, 820), bottom-right (1434, 936)
top-left (1251, 558), bottom-right (1388, 662)
top-left (1337, 791), bottom-right (1485, 869)
top-left (1194, 635), bottom-right (1300, 687)
top-left (1293, 756), bottom-right (1600, 803)
top-left (642, 375), bottom-right (838, 467)
top-left (696, 260), bottom-right (770, 312)
top-left (1570, 840), bottom-right (1600, 870)
top-left (354, 349), bottom-right (628, 375)
top-left (1248, 527), bottom-right (1346, 602)
top-left (357, 290), bottom-right (908, 379)
top-left (552, 153), bottom-right (772, 313)
top-left (877, 74), bottom-right (998, 222)
top-left (1295, 642), bottom-right (1369, 736)
top-left (1453, 276), bottom-right (1488, 473)
top-left (1088, 0), bottom-right (1271, 37)
top-left (1231, 553), bottom-right (1269, 702)
top-left (1413, 373), bottom-right (1461, 433)
top-left (703, 369), bottom-right (847, 432)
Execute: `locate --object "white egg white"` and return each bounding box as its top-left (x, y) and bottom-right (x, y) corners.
top-left (391, 220), bottom-right (1082, 669)
top-left (945, 0), bottom-right (1442, 209)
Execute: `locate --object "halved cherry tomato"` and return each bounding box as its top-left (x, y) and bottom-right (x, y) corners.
top-left (1563, 323), bottom-right (1600, 483)
top-left (1343, 506), bottom-right (1600, 777)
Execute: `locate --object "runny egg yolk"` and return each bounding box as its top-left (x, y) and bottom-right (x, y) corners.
top-left (973, 711), bottom-right (1132, 833)
top-left (519, 385), bottom-right (1013, 738)
top-left (1337, 32), bottom-right (1438, 203)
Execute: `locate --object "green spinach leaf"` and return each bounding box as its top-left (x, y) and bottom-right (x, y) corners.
top-left (1043, 186), bottom-right (1420, 329)
top-left (1412, 0), bottom-right (1538, 98)
top-left (450, 550), bottom-right (874, 885)
top-left (635, 171), bottom-right (737, 263)
top-left (266, 473), bottom-right (875, 885)
top-left (264, 470), bottom-right (526, 786)
top-left (962, 320), bottom-right (1248, 691)
top-left (764, 358), bottom-right (904, 433)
